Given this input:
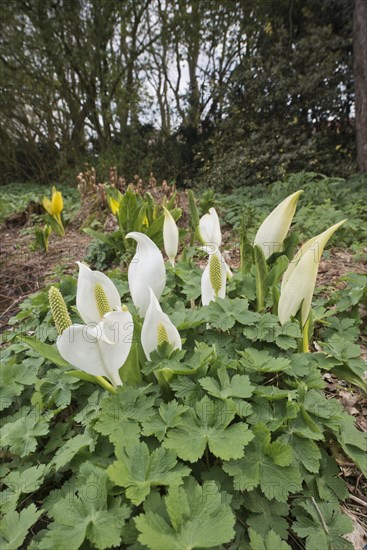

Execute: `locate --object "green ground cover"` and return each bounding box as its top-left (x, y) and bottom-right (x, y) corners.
top-left (0, 173), bottom-right (366, 550)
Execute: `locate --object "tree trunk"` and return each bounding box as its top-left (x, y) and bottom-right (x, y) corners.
top-left (353, 0), bottom-right (367, 172)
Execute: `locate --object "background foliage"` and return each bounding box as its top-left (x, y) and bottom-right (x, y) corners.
top-left (1, 0), bottom-right (356, 188)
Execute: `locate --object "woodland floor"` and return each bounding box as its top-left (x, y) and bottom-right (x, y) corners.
top-left (1, 216), bottom-right (366, 330)
top-left (0, 206), bottom-right (366, 548)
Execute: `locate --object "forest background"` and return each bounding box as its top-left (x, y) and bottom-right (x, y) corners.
top-left (1, 0), bottom-right (367, 191)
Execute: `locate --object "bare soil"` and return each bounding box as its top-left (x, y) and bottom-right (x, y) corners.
top-left (0, 226), bottom-right (92, 330)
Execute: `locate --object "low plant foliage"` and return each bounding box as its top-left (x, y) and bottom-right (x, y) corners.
top-left (1, 181), bottom-right (366, 550)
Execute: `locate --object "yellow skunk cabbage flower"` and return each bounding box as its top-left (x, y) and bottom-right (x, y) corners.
top-left (43, 186), bottom-right (63, 217)
top-left (254, 190), bottom-right (303, 258)
top-left (108, 196), bottom-right (120, 215)
top-left (278, 219), bottom-right (346, 326)
top-left (163, 205), bottom-right (179, 266)
top-left (43, 186), bottom-right (65, 235)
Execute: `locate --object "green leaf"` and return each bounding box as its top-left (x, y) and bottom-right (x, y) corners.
top-left (244, 490), bottom-right (289, 539)
top-left (249, 528), bottom-right (291, 550)
top-left (174, 265), bottom-right (203, 300)
top-left (278, 433), bottom-right (321, 473)
top-left (253, 244), bottom-right (269, 311)
top-left (34, 368), bottom-right (81, 408)
top-left (198, 366), bottom-right (254, 416)
top-left (163, 396), bottom-right (254, 462)
top-left (239, 348), bottom-right (291, 373)
top-left (135, 477), bottom-right (236, 549)
top-left (329, 365), bottom-right (367, 394)
top-left (283, 230), bottom-right (300, 260)
top-left (169, 302), bottom-right (207, 330)
top-left (317, 335), bottom-right (367, 392)
top-left (320, 336), bottom-right (362, 362)
top-left (147, 343), bottom-right (213, 378)
top-left (142, 400), bottom-right (189, 441)
top-left (203, 297), bottom-right (260, 331)
top-left (254, 386), bottom-right (297, 401)
top-left (330, 413), bottom-right (367, 476)
top-left (303, 390), bottom-right (341, 420)
top-left (94, 385), bottom-right (157, 446)
top-left (223, 423), bottom-right (302, 502)
top-left (52, 431), bottom-right (95, 471)
top-left (265, 255), bottom-right (289, 287)
top-left (20, 335), bottom-right (71, 368)
top-left (227, 271), bottom-right (257, 301)
top-left (243, 313), bottom-right (301, 349)
top-left (248, 398), bottom-right (290, 431)
top-left (309, 451), bottom-right (349, 502)
top-left (1, 464), bottom-right (48, 513)
top-left (292, 500), bottom-right (353, 550)
top-left (0, 504), bottom-right (43, 550)
top-left (239, 219), bottom-right (254, 273)
top-left (199, 367), bottom-right (254, 400)
top-left (332, 273), bottom-right (366, 312)
top-left (0, 358), bottom-right (39, 411)
top-left (320, 317), bottom-right (360, 342)
top-left (187, 188), bottom-right (200, 241)
top-left (288, 411), bottom-right (324, 441)
top-left (107, 441), bottom-right (191, 505)
top-left (171, 377), bottom-right (203, 405)
top-left (38, 469), bottom-right (130, 550)
top-left (0, 407), bottom-right (50, 457)
top-left (120, 329), bottom-right (143, 385)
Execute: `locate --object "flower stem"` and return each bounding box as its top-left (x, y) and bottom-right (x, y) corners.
top-left (95, 376), bottom-right (117, 394)
top-left (302, 318), bottom-right (310, 353)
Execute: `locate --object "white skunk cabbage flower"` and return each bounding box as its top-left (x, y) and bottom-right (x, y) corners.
top-left (126, 232), bottom-right (166, 317)
top-left (76, 261), bottom-right (122, 324)
top-left (201, 248), bottom-right (227, 305)
top-left (141, 288), bottom-right (181, 360)
top-left (163, 205), bottom-right (179, 266)
top-left (278, 219), bottom-right (346, 326)
top-left (254, 190), bottom-right (303, 259)
top-left (199, 208), bottom-right (233, 279)
top-left (199, 207), bottom-right (222, 248)
top-left (57, 309), bottom-right (133, 387)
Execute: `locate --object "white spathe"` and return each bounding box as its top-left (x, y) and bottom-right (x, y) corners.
top-left (141, 288), bottom-right (181, 360)
top-left (76, 261), bottom-right (121, 323)
top-left (201, 249), bottom-right (227, 306)
top-left (163, 205), bottom-right (179, 266)
top-left (125, 232), bottom-right (166, 317)
top-left (57, 310), bottom-right (133, 387)
top-left (278, 219), bottom-right (346, 326)
top-left (254, 190), bottom-right (303, 259)
top-left (199, 207), bottom-right (222, 247)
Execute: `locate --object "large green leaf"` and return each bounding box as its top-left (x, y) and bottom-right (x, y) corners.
top-left (135, 478), bottom-right (236, 549)
top-left (107, 441), bottom-right (191, 505)
top-left (20, 336), bottom-right (70, 368)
